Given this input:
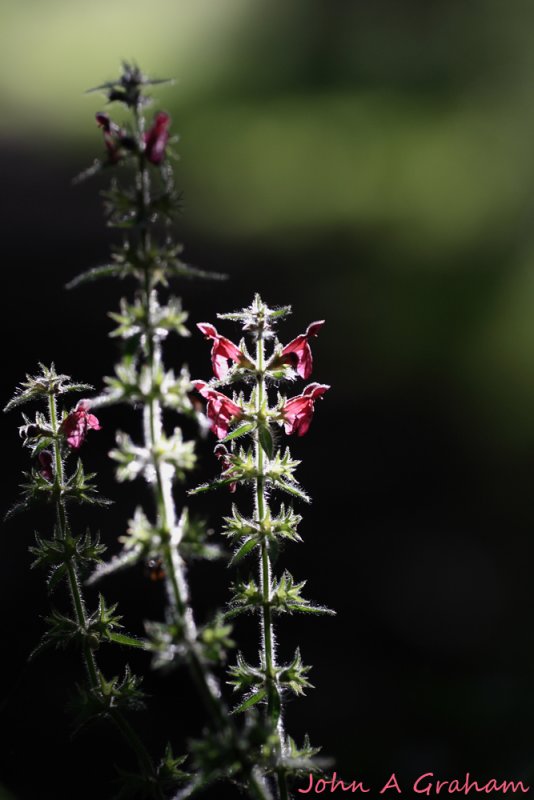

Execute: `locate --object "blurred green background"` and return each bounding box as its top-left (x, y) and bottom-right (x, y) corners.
top-left (3, 0), bottom-right (534, 797)
top-left (3, 0), bottom-right (534, 444)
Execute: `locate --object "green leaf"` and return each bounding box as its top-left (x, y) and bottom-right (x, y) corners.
top-left (258, 426), bottom-right (274, 459)
top-left (267, 537), bottom-right (280, 565)
top-left (166, 261), bottom-right (227, 282)
top-left (47, 564), bottom-right (67, 593)
top-left (231, 688), bottom-right (267, 715)
top-left (222, 423), bottom-right (255, 442)
top-left (277, 480), bottom-right (311, 503)
top-left (4, 501), bottom-right (26, 521)
top-left (270, 305), bottom-right (292, 319)
top-left (30, 437), bottom-right (55, 457)
top-left (285, 604), bottom-right (336, 616)
top-left (188, 477), bottom-right (239, 496)
top-left (271, 686), bottom-right (282, 724)
top-left (229, 536), bottom-right (258, 566)
top-left (221, 607), bottom-right (249, 621)
top-left (66, 264), bottom-right (125, 289)
top-left (107, 631), bottom-right (148, 650)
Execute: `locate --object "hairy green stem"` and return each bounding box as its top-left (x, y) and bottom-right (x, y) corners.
top-left (132, 107), bottom-right (270, 800)
top-left (48, 392), bottom-right (158, 788)
top-left (48, 393), bottom-right (98, 686)
top-left (255, 328), bottom-right (289, 800)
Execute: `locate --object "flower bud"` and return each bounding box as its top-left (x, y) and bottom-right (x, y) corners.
top-left (38, 451), bottom-right (54, 482)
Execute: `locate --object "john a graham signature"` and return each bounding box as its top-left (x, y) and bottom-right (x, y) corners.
top-left (298, 772), bottom-right (530, 795)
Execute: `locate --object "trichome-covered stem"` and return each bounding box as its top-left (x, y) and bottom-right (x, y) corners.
top-left (131, 109), bottom-right (270, 800)
top-left (48, 391), bottom-right (157, 787)
top-left (255, 331), bottom-right (289, 800)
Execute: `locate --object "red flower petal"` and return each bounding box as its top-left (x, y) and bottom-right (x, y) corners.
top-left (197, 322), bottom-right (245, 379)
top-left (280, 321), bottom-right (325, 379)
top-left (59, 401), bottom-right (101, 449)
top-left (96, 112), bottom-right (112, 132)
top-left (197, 322), bottom-right (218, 338)
top-left (282, 384), bottom-right (329, 436)
top-left (193, 382), bottom-right (243, 438)
top-left (144, 111), bottom-right (170, 165)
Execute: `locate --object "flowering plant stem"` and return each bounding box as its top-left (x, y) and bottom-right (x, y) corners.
top-left (5, 364), bottom-right (162, 796)
top-left (78, 63), bottom-right (271, 800)
top-left (135, 107), bottom-right (222, 733)
top-left (135, 100), bottom-right (271, 800)
top-left (255, 327), bottom-right (289, 800)
top-left (192, 295), bottom-right (332, 800)
top-left (48, 390), bottom-right (159, 788)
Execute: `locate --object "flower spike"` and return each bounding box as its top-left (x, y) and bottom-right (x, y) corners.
top-left (79, 65), bottom-right (272, 800)
top-left (191, 296), bottom-right (332, 795)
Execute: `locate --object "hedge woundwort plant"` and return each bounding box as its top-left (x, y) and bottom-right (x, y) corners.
top-left (70, 63), bottom-right (272, 799)
top-left (3, 366), bottom-right (179, 797)
top-left (191, 295), bottom-right (333, 799)
top-left (5, 63), bottom-right (334, 800)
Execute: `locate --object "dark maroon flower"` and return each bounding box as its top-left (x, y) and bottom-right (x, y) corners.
top-left (193, 381), bottom-right (243, 439)
top-left (96, 112), bottom-right (113, 132)
top-left (281, 383), bottom-right (329, 436)
top-left (59, 400), bottom-right (101, 450)
top-left (197, 323), bottom-right (250, 379)
top-left (144, 111), bottom-right (170, 165)
top-left (278, 321), bottom-right (325, 379)
top-left (96, 112), bottom-right (124, 163)
top-left (214, 444), bottom-right (237, 492)
top-left (38, 451), bottom-right (54, 482)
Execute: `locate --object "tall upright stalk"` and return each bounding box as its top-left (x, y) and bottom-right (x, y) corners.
top-left (48, 391), bottom-right (99, 688)
top-left (5, 365), bottom-right (160, 795)
top-left (254, 325), bottom-right (289, 800)
top-left (73, 63), bottom-right (271, 799)
top-left (192, 295), bottom-right (333, 799)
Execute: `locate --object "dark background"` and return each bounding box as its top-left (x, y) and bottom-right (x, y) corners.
top-left (2, 0), bottom-right (534, 797)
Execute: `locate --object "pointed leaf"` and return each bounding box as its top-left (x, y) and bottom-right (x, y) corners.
top-left (66, 264), bottom-right (125, 289)
top-left (107, 631), bottom-right (148, 650)
top-left (188, 477), bottom-right (239, 496)
top-left (222, 423), bottom-right (255, 442)
top-left (258, 425), bottom-right (274, 458)
top-left (284, 604), bottom-right (336, 616)
top-left (229, 536), bottom-right (258, 566)
top-left (47, 564), bottom-right (67, 593)
top-left (270, 687), bottom-right (282, 725)
top-left (267, 537), bottom-right (280, 564)
top-left (231, 688), bottom-right (267, 715)
top-left (276, 480), bottom-right (310, 503)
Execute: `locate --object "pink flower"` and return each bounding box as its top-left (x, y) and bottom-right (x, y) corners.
top-left (59, 400), bottom-right (101, 450)
top-left (197, 323), bottom-right (249, 379)
top-left (38, 451), bottom-right (53, 482)
top-left (193, 381), bottom-right (243, 439)
top-left (214, 444), bottom-right (237, 493)
top-left (281, 383), bottom-right (330, 436)
top-left (279, 321), bottom-right (325, 379)
top-left (144, 112), bottom-right (170, 165)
